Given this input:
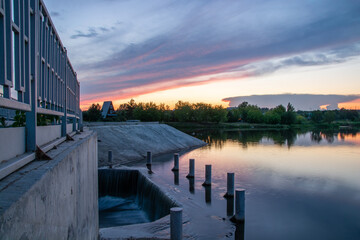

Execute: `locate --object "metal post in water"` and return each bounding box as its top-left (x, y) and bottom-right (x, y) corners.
top-left (224, 173), bottom-right (235, 198)
top-left (186, 159), bottom-right (195, 178)
top-left (172, 153), bottom-right (179, 171)
top-left (231, 189), bottom-right (245, 223)
top-left (170, 207), bottom-right (183, 240)
top-left (108, 150), bottom-right (113, 169)
top-left (146, 151), bottom-right (152, 171)
top-left (202, 164), bottom-right (211, 186)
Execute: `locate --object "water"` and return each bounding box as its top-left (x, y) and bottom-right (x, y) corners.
top-left (148, 129), bottom-right (360, 240)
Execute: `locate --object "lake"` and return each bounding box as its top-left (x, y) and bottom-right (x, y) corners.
top-left (148, 129), bottom-right (360, 239)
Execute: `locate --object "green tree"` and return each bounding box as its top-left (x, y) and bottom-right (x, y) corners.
top-left (324, 111), bottom-right (336, 124)
top-left (85, 103), bottom-right (102, 122)
top-left (281, 103), bottom-right (296, 125)
top-left (174, 101), bottom-right (193, 122)
top-left (311, 110), bottom-right (323, 123)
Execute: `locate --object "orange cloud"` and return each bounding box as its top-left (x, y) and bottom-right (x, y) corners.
top-left (338, 98), bottom-right (360, 110)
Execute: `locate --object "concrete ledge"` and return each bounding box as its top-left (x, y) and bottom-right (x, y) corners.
top-left (0, 130), bottom-right (98, 240)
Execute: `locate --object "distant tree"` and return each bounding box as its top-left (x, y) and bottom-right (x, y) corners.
top-left (85, 103), bottom-right (102, 121)
top-left (281, 103), bottom-right (296, 124)
top-left (133, 102), bottom-right (161, 121)
top-left (264, 105), bottom-right (285, 124)
top-left (324, 111), bottom-right (336, 124)
top-left (174, 101), bottom-right (193, 122)
top-left (311, 110), bottom-right (323, 123)
top-left (246, 108), bottom-right (264, 123)
top-left (211, 105), bottom-right (228, 123)
top-left (118, 99), bottom-right (137, 120)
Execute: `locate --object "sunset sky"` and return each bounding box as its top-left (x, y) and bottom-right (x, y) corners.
top-left (43, 0), bottom-right (360, 110)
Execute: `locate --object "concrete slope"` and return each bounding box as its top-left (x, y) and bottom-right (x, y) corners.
top-left (89, 123), bottom-right (206, 167)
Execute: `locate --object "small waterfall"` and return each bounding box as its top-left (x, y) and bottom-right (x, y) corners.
top-left (136, 173), bottom-right (177, 221)
top-left (98, 169), bottom-right (178, 227)
top-left (98, 169), bottom-right (138, 198)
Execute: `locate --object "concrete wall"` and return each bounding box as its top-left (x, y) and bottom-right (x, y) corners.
top-left (67, 123), bottom-right (73, 134)
top-left (0, 131), bottom-right (98, 240)
top-left (0, 127), bottom-right (25, 162)
top-left (36, 125), bottom-right (62, 147)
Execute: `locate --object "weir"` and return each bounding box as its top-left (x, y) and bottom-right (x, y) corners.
top-left (98, 168), bottom-right (178, 228)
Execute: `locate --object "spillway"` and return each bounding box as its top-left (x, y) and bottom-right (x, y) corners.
top-left (98, 168), bottom-right (178, 228)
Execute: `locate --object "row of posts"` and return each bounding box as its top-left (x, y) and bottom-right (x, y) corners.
top-left (144, 151), bottom-right (245, 240)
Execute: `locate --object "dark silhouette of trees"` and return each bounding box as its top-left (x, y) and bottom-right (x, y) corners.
top-left (83, 103), bottom-right (102, 121)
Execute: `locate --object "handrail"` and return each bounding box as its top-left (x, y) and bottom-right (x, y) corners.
top-left (0, 0), bottom-right (81, 177)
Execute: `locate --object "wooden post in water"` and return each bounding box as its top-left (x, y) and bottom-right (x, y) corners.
top-left (108, 150), bottom-right (113, 169)
top-left (170, 207), bottom-right (183, 240)
top-left (172, 153), bottom-right (179, 171)
top-left (202, 164), bottom-right (211, 186)
top-left (186, 159), bottom-right (195, 178)
top-left (231, 189), bottom-right (245, 223)
top-left (224, 173), bottom-right (235, 198)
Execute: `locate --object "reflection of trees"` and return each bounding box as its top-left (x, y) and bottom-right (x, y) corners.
top-left (192, 129), bottom-right (359, 148)
top-left (311, 129), bottom-right (359, 144)
top-left (192, 129), bottom-right (300, 148)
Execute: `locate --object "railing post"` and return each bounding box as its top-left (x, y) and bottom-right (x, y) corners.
top-left (25, 0), bottom-right (39, 152)
top-left (61, 49), bottom-right (67, 137)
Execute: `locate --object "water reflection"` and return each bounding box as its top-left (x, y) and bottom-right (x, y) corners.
top-left (173, 170), bottom-right (179, 185)
top-left (188, 177), bottom-right (195, 194)
top-left (235, 222), bottom-right (245, 240)
top-left (150, 129), bottom-right (360, 240)
top-left (204, 185), bottom-right (211, 204)
top-left (226, 197), bottom-right (234, 216)
top-left (193, 129), bottom-right (360, 149)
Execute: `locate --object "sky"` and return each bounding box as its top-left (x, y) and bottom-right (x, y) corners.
top-left (43, 0), bottom-right (360, 110)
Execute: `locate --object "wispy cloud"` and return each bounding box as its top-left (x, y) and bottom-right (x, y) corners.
top-left (43, 0), bottom-right (360, 106)
top-left (222, 94), bottom-right (360, 110)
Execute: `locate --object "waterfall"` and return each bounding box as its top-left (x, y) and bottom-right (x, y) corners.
top-left (98, 169), bottom-right (178, 227)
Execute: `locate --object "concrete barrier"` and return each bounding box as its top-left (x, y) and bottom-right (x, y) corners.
top-left (0, 130), bottom-right (98, 239)
top-left (36, 125), bottom-right (61, 147)
top-left (0, 127), bottom-right (25, 162)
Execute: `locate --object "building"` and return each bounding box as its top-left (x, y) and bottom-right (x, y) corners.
top-left (101, 101), bottom-right (117, 119)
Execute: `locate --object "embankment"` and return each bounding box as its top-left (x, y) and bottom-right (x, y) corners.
top-left (87, 122), bottom-right (206, 167)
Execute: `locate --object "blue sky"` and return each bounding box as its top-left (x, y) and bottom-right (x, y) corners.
top-left (43, 0), bottom-right (360, 109)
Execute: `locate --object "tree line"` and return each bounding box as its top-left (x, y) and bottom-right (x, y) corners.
top-left (82, 99), bottom-right (360, 125)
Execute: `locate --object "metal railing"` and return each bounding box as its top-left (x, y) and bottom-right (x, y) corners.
top-left (0, 0), bottom-right (80, 179)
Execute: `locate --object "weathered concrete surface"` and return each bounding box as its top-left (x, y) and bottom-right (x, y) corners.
top-left (88, 123), bottom-right (206, 167)
top-left (0, 130), bottom-right (98, 240)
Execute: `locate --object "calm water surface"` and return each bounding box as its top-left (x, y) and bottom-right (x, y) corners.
top-left (149, 130), bottom-right (360, 240)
